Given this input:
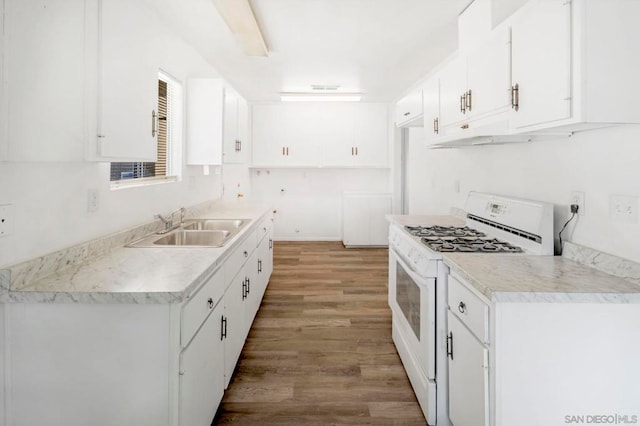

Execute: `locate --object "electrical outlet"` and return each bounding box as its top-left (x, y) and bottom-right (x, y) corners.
top-left (570, 191), bottom-right (585, 216)
top-left (610, 195), bottom-right (638, 223)
top-left (87, 189), bottom-right (99, 213)
top-left (0, 204), bottom-right (15, 237)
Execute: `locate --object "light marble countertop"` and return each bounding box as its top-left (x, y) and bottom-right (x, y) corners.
top-left (0, 201), bottom-right (272, 304)
top-left (444, 253), bottom-right (640, 304)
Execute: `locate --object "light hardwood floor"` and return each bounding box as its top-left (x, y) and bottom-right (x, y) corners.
top-left (214, 241), bottom-right (427, 425)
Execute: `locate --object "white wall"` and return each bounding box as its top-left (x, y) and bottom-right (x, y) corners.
top-left (0, 4), bottom-right (224, 267)
top-left (405, 125), bottom-right (640, 263)
top-left (250, 168), bottom-right (391, 240)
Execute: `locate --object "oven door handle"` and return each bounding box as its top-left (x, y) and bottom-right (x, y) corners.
top-left (391, 248), bottom-right (426, 284)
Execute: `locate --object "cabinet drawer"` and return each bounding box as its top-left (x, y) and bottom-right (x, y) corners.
top-left (181, 267), bottom-right (225, 347)
top-left (224, 234), bottom-right (255, 285)
top-left (256, 213), bottom-right (273, 242)
top-left (448, 275), bottom-right (489, 344)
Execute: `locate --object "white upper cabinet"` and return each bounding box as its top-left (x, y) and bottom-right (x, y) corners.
top-left (353, 103), bottom-right (389, 167)
top-left (96, 0), bottom-right (159, 161)
top-left (438, 27), bottom-right (511, 139)
top-left (252, 103), bottom-right (388, 168)
top-left (186, 78), bottom-right (224, 165)
top-left (420, 0), bottom-right (640, 147)
top-left (260, 103), bottom-right (323, 167)
top-left (395, 90), bottom-right (423, 127)
top-left (316, 104), bottom-right (356, 167)
top-left (422, 77), bottom-right (440, 143)
top-left (466, 27), bottom-right (512, 120)
top-left (438, 55), bottom-right (468, 136)
top-left (222, 88), bottom-right (249, 164)
top-left (510, 0), bottom-right (571, 130)
top-left (1, 0), bottom-right (87, 161)
top-left (510, 0), bottom-right (640, 132)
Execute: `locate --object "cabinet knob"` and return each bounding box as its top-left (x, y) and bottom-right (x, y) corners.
top-left (207, 298), bottom-right (214, 309)
top-left (403, 112), bottom-right (410, 116)
top-left (244, 250), bottom-right (248, 258)
top-left (458, 301), bottom-right (466, 314)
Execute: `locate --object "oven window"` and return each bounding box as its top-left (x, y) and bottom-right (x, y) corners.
top-left (396, 262), bottom-right (421, 339)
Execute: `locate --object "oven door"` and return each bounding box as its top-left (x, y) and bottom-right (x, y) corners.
top-left (389, 249), bottom-right (437, 424)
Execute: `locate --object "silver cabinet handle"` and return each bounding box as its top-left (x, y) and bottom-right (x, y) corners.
top-left (511, 84), bottom-right (520, 111)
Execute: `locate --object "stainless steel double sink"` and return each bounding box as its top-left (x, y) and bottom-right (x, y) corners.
top-left (127, 219), bottom-right (250, 247)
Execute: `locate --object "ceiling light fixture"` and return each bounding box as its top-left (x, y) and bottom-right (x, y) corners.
top-left (280, 93), bottom-right (362, 102)
top-left (213, 0), bottom-right (268, 57)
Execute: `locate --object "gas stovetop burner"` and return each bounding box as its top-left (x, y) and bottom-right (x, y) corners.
top-left (420, 236), bottom-right (524, 253)
top-left (405, 225), bottom-right (486, 238)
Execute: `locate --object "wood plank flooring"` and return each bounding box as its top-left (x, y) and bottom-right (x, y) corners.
top-left (214, 241), bottom-right (427, 425)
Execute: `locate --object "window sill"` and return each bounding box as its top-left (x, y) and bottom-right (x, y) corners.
top-left (110, 176), bottom-right (178, 190)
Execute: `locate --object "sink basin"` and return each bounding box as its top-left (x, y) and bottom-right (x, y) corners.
top-left (182, 219), bottom-right (246, 231)
top-left (126, 218), bottom-right (251, 248)
top-left (152, 230), bottom-right (230, 246)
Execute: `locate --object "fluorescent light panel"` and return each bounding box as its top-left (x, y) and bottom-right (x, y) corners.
top-left (280, 93), bottom-right (362, 102)
top-left (213, 0), bottom-right (268, 57)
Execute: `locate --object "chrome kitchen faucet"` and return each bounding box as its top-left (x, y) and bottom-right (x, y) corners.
top-left (155, 207), bottom-right (185, 233)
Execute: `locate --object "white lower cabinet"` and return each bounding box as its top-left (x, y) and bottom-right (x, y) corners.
top-left (447, 273), bottom-right (640, 426)
top-left (447, 311), bottom-right (489, 426)
top-left (342, 193), bottom-right (392, 247)
top-left (224, 270), bottom-right (248, 388)
top-left (179, 301), bottom-right (225, 426)
top-left (2, 214), bottom-right (274, 426)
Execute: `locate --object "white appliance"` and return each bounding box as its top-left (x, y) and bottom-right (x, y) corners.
top-left (388, 192), bottom-right (554, 425)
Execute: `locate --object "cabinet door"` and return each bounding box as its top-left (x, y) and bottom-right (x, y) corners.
top-left (98, 0), bottom-right (159, 160)
top-left (236, 96), bottom-right (249, 163)
top-left (354, 104), bottom-right (388, 167)
top-left (255, 232), bottom-right (272, 301)
top-left (448, 311), bottom-right (489, 426)
top-left (179, 302), bottom-right (225, 426)
top-left (467, 27), bottom-right (511, 119)
top-left (186, 78), bottom-right (224, 165)
top-left (511, 0), bottom-right (571, 129)
top-left (251, 104), bottom-right (291, 166)
top-left (395, 90), bottom-right (423, 126)
top-left (342, 195), bottom-right (371, 246)
top-left (283, 103), bottom-right (323, 166)
top-left (224, 272), bottom-right (247, 387)
top-left (319, 103), bottom-right (356, 167)
top-left (422, 77), bottom-right (440, 143)
top-left (439, 55), bottom-right (468, 134)
top-left (222, 88), bottom-right (239, 164)
top-left (2, 0), bottom-right (86, 161)
top-left (245, 248), bottom-right (261, 330)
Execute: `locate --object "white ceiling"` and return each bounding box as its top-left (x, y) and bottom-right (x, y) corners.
top-left (150, 0), bottom-right (529, 103)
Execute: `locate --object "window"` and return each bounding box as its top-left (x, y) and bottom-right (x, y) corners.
top-left (110, 71), bottom-right (182, 188)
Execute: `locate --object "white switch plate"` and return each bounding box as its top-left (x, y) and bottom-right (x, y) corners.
top-left (570, 191), bottom-right (585, 216)
top-left (0, 204), bottom-right (15, 237)
top-left (610, 194), bottom-right (638, 223)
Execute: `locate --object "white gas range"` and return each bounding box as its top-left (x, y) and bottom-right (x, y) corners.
top-left (387, 192), bottom-right (554, 425)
